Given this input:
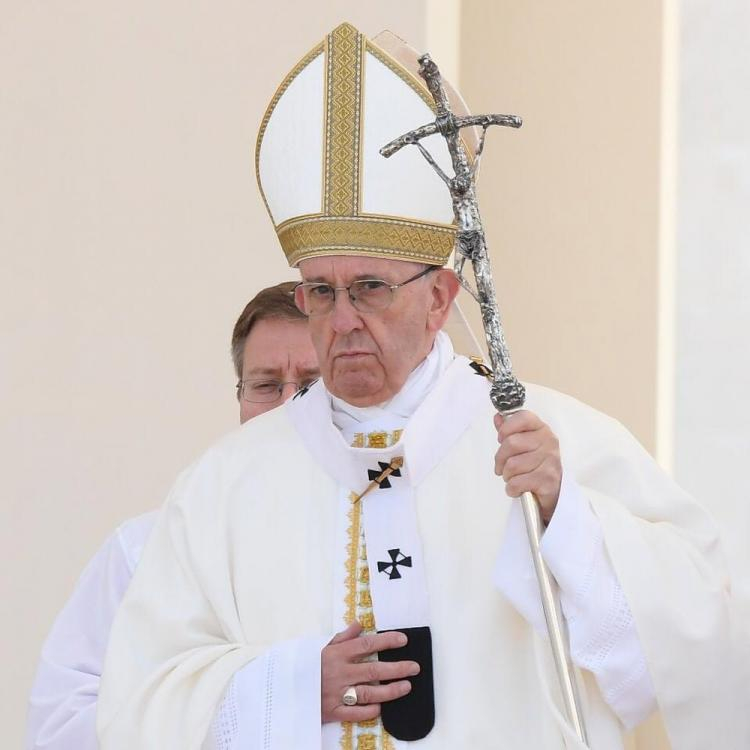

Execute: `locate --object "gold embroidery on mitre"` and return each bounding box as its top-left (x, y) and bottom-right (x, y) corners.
top-left (257, 21), bottom-right (464, 270)
top-left (325, 23), bottom-right (364, 217)
top-left (278, 214), bottom-right (456, 267)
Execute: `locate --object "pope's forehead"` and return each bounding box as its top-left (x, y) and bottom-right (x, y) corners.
top-left (298, 255), bottom-right (424, 279)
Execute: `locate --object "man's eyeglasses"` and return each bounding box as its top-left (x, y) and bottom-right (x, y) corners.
top-left (292, 266), bottom-right (437, 317)
top-left (236, 378), bottom-right (317, 404)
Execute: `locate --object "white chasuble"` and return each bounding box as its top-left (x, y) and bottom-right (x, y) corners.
top-left (98, 349), bottom-right (746, 750)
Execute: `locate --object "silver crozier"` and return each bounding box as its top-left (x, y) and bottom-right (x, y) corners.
top-left (381, 55), bottom-right (589, 746)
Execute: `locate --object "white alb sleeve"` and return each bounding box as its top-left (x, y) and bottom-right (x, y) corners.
top-left (493, 472), bottom-right (656, 729)
top-left (26, 533), bottom-right (134, 750)
top-left (26, 512), bottom-right (157, 750)
top-left (205, 635), bottom-right (329, 750)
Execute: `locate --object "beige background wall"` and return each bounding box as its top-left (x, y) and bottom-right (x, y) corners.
top-left (459, 0), bottom-right (668, 457)
top-left (2, 1), bottom-right (674, 746)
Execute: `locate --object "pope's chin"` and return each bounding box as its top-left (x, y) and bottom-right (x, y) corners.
top-left (328, 356), bottom-right (385, 406)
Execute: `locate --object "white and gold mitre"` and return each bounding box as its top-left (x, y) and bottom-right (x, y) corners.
top-left (256, 22), bottom-right (473, 268)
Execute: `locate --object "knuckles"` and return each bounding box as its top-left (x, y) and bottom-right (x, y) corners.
top-left (499, 433), bottom-right (519, 452)
top-left (504, 479), bottom-right (522, 497)
top-left (502, 455), bottom-right (523, 478)
top-left (356, 685), bottom-right (373, 704)
top-left (358, 635), bottom-right (376, 654)
top-left (365, 661), bottom-right (381, 683)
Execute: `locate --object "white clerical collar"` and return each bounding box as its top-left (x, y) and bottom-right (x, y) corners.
top-left (330, 331), bottom-right (456, 445)
top-left (285, 337), bottom-right (491, 491)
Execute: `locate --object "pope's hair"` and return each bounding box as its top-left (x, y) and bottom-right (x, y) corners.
top-left (230, 281), bottom-right (306, 380)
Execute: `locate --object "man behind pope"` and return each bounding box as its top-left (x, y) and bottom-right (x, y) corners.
top-left (98, 23), bottom-right (745, 750)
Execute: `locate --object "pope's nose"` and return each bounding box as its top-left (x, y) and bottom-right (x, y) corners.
top-left (329, 290), bottom-right (363, 334)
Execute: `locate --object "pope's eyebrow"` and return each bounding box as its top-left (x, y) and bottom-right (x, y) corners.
top-left (301, 273), bottom-right (390, 283)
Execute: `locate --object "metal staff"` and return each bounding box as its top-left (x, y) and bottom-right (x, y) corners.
top-left (381, 55), bottom-right (589, 746)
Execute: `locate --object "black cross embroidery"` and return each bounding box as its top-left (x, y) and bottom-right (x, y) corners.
top-left (367, 461), bottom-right (402, 489)
top-left (377, 548), bottom-right (412, 580)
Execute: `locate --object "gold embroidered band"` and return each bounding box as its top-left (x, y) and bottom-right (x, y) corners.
top-left (324, 23), bottom-right (363, 217)
top-left (279, 216), bottom-right (456, 267)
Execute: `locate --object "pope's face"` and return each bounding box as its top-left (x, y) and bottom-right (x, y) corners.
top-left (298, 256), bottom-right (458, 407)
top-left (239, 318), bottom-right (320, 423)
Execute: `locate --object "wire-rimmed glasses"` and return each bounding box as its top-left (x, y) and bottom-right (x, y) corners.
top-left (292, 266), bottom-right (437, 316)
top-left (235, 378), bottom-right (317, 404)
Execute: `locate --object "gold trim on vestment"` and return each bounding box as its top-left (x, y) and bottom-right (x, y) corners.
top-left (344, 492), bottom-right (361, 623)
top-left (279, 214), bottom-right (456, 267)
top-left (352, 429), bottom-right (402, 450)
top-left (342, 432), bottom-right (400, 750)
top-left (358, 590), bottom-right (372, 608)
top-left (366, 432), bottom-right (388, 449)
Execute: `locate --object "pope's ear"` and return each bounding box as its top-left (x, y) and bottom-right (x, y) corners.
top-left (427, 269), bottom-right (460, 332)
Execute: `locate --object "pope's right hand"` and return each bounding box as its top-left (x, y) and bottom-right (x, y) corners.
top-left (321, 621), bottom-right (420, 723)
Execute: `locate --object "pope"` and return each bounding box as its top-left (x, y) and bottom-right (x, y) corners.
top-left (97, 22), bottom-right (746, 750)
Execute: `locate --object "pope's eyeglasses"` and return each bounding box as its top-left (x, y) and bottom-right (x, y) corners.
top-left (236, 378), bottom-right (317, 404)
top-left (292, 266), bottom-right (437, 316)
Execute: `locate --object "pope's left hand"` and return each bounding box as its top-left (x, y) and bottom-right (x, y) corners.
top-left (494, 411), bottom-right (562, 523)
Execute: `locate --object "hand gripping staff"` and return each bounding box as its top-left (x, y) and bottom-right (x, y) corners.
top-left (381, 54), bottom-right (589, 746)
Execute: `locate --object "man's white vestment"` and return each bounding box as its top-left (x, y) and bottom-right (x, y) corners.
top-left (97, 341), bottom-right (744, 749)
top-left (26, 512), bottom-right (157, 749)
